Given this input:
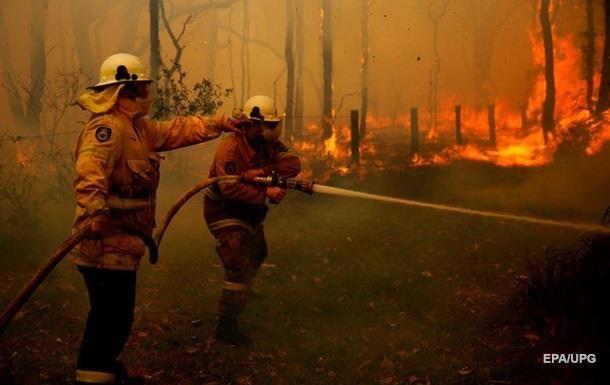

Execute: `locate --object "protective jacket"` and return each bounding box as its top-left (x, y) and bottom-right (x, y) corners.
top-left (203, 134), bottom-right (301, 235)
top-left (72, 96), bottom-right (226, 270)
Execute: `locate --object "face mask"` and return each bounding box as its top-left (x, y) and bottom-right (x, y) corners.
top-left (135, 83), bottom-right (155, 114)
top-left (262, 122), bottom-right (282, 142)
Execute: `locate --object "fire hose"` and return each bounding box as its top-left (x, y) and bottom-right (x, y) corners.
top-left (4, 172), bottom-right (609, 337)
top-left (153, 174), bottom-right (314, 247)
top-left (0, 218), bottom-right (157, 336)
top-left (154, 175), bottom-right (241, 245)
top-left (155, 171), bottom-right (610, 250)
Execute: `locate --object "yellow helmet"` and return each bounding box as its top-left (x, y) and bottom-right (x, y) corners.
top-left (243, 95), bottom-right (281, 122)
top-left (90, 53), bottom-right (152, 89)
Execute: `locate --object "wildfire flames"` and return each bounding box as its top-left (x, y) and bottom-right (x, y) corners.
top-left (293, 16), bottom-right (610, 176)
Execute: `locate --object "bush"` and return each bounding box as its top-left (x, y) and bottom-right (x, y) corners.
top-left (522, 233), bottom-right (610, 351)
top-left (152, 64), bottom-right (232, 120)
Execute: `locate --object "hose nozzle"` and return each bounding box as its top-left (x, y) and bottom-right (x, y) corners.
top-left (250, 172), bottom-right (314, 194)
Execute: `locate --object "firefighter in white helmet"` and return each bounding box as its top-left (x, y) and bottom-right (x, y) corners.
top-left (71, 53), bottom-right (241, 384)
top-left (203, 95), bottom-right (301, 345)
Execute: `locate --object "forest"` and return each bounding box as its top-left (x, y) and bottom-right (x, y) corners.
top-left (1, 0), bottom-right (610, 384)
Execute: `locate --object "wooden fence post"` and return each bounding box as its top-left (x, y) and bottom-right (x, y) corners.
top-left (520, 103), bottom-right (528, 130)
top-left (455, 105), bottom-right (462, 145)
top-left (410, 107), bottom-right (419, 154)
top-left (350, 109), bottom-right (360, 165)
top-left (488, 104), bottom-right (496, 146)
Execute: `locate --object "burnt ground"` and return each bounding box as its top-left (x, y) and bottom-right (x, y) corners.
top-left (1, 145), bottom-right (609, 385)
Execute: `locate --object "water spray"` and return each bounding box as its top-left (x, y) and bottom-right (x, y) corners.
top-left (252, 173), bottom-right (610, 234)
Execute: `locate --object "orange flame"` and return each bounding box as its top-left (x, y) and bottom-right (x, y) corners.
top-left (292, 7), bottom-right (609, 178)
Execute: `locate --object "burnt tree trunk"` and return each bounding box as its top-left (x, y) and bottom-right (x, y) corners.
top-left (597, 0), bottom-right (610, 114)
top-left (540, 0), bottom-right (555, 142)
top-left (150, 0), bottom-right (161, 80)
top-left (285, 0), bottom-right (296, 139)
top-left (430, 20), bottom-right (440, 133)
top-left (322, 0), bottom-right (333, 139)
top-left (360, 0), bottom-right (370, 138)
top-left (585, 0), bottom-right (595, 112)
top-left (294, 0), bottom-right (305, 139)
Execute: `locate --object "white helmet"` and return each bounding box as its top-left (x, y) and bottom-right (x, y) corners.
top-left (243, 95), bottom-right (282, 142)
top-left (243, 95), bottom-right (281, 122)
top-left (90, 53), bottom-right (152, 89)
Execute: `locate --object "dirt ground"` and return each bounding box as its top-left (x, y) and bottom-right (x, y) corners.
top-left (1, 146), bottom-right (608, 385)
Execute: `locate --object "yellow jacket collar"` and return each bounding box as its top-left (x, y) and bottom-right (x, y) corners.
top-left (75, 84), bottom-right (125, 114)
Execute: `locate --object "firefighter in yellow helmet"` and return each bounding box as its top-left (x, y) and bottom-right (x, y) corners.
top-left (203, 95), bottom-right (301, 345)
top-left (71, 53), bottom-right (240, 384)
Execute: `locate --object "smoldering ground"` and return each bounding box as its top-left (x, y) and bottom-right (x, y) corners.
top-left (2, 0), bottom-right (610, 383)
top-left (2, 140), bottom-right (610, 384)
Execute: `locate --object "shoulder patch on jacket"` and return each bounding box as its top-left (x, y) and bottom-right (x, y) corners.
top-left (95, 126), bottom-right (112, 142)
top-left (225, 161), bottom-right (237, 174)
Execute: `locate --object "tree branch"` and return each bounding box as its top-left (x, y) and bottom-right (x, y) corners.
top-left (160, 0), bottom-right (195, 77)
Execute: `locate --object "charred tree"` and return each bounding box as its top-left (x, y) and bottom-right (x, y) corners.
top-left (322, 0), bottom-right (333, 139)
top-left (150, 0), bottom-right (161, 81)
top-left (585, 0), bottom-right (595, 112)
top-left (597, 0), bottom-right (610, 114)
top-left (294, 0), bottom-right (305, 139)
top-left (360, 0), bottom-right (370, 138)
top-left (285, 0), bottom-right (296, 139)
top-left (540, 0), bottom-right (555, 141)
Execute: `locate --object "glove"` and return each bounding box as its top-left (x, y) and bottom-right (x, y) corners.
top-left (266, 187), bottom-right (286, 204)
top-left (220, 117), bottom-right (250, 135)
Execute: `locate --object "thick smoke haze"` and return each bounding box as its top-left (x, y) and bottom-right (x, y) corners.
top-left (0, 0), bottom-right (603, 132)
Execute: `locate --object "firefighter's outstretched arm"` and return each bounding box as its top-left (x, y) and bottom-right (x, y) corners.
top-left (144, 115), bottom-right (241, 152)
